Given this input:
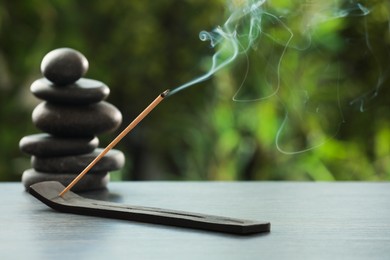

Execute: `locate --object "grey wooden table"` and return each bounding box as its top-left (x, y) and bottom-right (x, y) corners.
top-left (1, 182), bottom-right (389, 259)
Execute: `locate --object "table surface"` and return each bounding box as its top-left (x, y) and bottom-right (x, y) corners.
top-left (1, 181), bottom-right (389, 260)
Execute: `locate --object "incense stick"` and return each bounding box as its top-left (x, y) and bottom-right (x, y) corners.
top-left (59, 90), bottom-right (169, 196)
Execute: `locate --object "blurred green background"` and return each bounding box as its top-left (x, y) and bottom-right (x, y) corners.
top-left (0, 0), bottom-right (389, 182)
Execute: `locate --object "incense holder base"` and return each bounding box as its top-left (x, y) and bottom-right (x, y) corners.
top-left (29, 181), bottom-right (271, 235)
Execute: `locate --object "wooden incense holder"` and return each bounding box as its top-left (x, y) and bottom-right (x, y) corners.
top-left (29, 181), bottom-right (271, 235)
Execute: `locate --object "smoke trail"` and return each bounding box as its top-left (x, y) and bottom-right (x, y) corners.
top-left (166, 0), bottom-right (385, 154)
top-left (167, 0), bottom-right (371, 98)
top-left (167, 0), bottom-right (266, 97)
top-left (269, 0), bottom-right (375, 154)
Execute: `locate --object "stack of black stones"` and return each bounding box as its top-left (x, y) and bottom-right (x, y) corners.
top-left (20, 48), bottom-right (125, 191)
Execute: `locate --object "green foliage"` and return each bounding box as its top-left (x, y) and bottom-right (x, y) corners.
top-left (0, 0), bottom-right (389, 181)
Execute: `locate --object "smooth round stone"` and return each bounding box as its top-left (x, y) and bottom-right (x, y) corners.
top-left (41, 48), bottom-right (89, 86)
top-left (31, 148), bottom-right (125, 173)
top-left (22, 168), bottom-right (109, 192)
top-left (31, 78), bottom-right (110, 104)
top-left (32, 101), bottom-right (122, 137)
top-left (19, 133), bottom-right (99, 157)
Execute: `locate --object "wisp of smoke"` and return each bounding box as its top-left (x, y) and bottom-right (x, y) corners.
top-left (167, 0), bottom-right (384, 154)
top-left (167, 0), bottom-right (266, 97)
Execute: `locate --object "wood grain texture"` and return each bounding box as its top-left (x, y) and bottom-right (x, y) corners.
top-left (1, 182), bottom-right (390, 259)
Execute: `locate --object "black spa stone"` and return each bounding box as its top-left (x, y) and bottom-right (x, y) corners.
top-left (41, 48), bottom-right (89, 86)
top-left (32, 101), bottom-right (122, 137)
top-left (22, 168), bottom-right (109, 192)
top-left (31, 148), bottom-right (125, 173)
top-left (19, 133), bottom-right (99, 157)
top-left (31, 78), bottom-right (110, 104)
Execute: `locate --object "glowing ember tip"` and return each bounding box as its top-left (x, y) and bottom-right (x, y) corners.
top-left (161, 89), bottom-right (170, 98)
